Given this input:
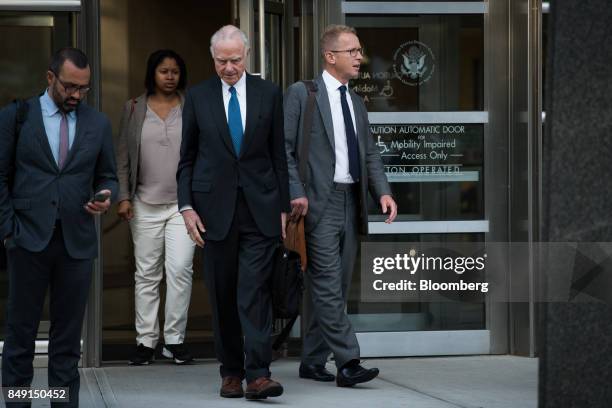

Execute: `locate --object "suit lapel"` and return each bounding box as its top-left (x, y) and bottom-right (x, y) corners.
top-left (314, 76), bottom-right (335, 150)
top-left (208, 77), bottom-right (237, 156)
top-left (32, 98), bottom-right (59, 171)
top-left (240, 74), bottom-right (261, 158)
top-left (62, 105), bottom-right (87, 170)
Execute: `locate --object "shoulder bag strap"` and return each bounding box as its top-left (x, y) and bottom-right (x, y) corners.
top-left (298, 80), bottom-right (318, 186)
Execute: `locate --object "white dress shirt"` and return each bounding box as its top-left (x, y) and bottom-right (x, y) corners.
top-left (221, 72), bottom-right (247, 132)
top-left (322, 70), bottom-right (357, 184)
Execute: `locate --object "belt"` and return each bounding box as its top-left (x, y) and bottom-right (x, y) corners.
top-left (334, 182), bottom-right (358, 192)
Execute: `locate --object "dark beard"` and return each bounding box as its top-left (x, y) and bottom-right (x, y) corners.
top-left (62, 99), bottom-right (79, 112)
top-left (51, 84), bottom-right (79, 113)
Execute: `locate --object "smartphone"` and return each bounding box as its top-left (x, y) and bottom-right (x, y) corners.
top-left (92, 192), bottom-right (110, 202)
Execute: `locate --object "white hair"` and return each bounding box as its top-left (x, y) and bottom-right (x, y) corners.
top-left (210, 25), bottom-right (250, 57)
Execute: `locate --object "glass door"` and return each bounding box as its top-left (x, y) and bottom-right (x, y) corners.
top-left (341, 1), bottom-right (504, 356)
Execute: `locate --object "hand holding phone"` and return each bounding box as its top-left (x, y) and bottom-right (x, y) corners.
top-left (85, 189), bottom-right (111, 215)
top-left (92, 191), bottom-right (110, 203)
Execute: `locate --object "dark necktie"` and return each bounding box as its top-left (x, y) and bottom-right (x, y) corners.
top-left (58, 112), bottom-right (69, 169)
top-left (339, 85), bottom-right (360, 182)
top-left (228, 86), bottom-right (243, 155)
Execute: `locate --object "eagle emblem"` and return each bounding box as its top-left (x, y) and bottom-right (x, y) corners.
top-left (393, 41), bottom-right (435, 86)
top-left (401, 46), bottom-right (427, 79)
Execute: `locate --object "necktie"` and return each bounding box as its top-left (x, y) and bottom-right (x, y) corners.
top-left (339, 85), bottom-right (361, 182)
top-left (228, 86), bottom-right (243, 155)
top-left (58, 112), bottom-right (69, 169)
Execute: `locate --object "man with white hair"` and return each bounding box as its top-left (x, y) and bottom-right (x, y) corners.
top-left (177, 25), bottom-right (289, 400)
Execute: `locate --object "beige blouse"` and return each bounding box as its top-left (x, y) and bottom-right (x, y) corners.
top-left (136, 104), bottom-right (182, 205)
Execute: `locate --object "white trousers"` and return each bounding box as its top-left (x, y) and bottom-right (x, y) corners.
top-left (130, 197), bottom-right (195, 348)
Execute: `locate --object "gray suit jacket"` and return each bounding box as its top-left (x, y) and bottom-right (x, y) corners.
top-left (284, 75), bottom-right (391, 234)
top-left (115, 93), bottom-right (184, 202)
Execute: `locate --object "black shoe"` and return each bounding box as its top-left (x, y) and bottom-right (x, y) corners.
top-left (162, 343), bottom-right (194, 364)
top-left (299, 363), bottom-right (335, 382)
top-left (128, 344), bottom-right (155, 365)
top-left (336, 362), bottom-right (379, 387)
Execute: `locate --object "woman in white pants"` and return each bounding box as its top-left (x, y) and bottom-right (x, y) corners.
top-left (116, 49), bottom-right (195, 365)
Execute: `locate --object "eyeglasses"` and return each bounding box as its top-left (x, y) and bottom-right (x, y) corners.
top-left (329, 47), bottom-right (364, 57)
top-left (51, 70), bottom-right (90, 95)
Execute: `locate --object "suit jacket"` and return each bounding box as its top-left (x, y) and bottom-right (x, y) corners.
top-left (116, 92), bottom-right (184, 202)
top-left (0, 96), bottom-right (118, 259)
top-left (176, 74), bottom-right (290, 241)
top-left (284, 75), bottom-right (392, 234)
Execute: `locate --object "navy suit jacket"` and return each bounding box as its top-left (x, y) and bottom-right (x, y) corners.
top-left (177, 74), bottom-right (290, 241)
top-left (0, 96), bottom-right (118, 259)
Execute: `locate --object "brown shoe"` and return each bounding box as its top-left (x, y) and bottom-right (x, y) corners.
top-left (245, 377), bottom-right (283, 400)
top-left (220, 376), bottom-right (244, 398)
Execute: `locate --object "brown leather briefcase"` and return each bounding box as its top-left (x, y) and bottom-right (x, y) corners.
top-left (284, 214), bottom-right (307, 271)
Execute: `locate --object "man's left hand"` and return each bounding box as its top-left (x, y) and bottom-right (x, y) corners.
top-left (84, 189), bottom-right (112, 215)
top-left (281, 212), bottom-right (287, 240)
top-left (380, 195), bottom-right (397, 224)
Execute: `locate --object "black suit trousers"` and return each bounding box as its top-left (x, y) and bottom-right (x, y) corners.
top-left (202, 189), bottom-right (277, 383)
top-left (2, 224), bottom-right (92, 408)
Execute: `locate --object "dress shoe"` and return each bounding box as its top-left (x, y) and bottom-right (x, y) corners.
top-left (299, 363), bottom-right (335, 382)
top-left (336, 363), bottom-right (380, 387)
top-left (245, 377), bottom-right (284, 400)
top-left (220, 376), bottom-right (244, 398)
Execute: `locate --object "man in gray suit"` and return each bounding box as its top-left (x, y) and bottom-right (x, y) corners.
top-left (284, 24), bottom-right (397, 387)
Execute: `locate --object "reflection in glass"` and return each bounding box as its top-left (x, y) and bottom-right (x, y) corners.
top-left (347, 15), bottom-right (484, 112)
top-left (368, 123), bottom-right (484, 220)
top-left (0, 19), bottom-right (53, 106)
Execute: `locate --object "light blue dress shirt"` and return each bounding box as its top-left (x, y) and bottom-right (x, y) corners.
top-left (39, 90), bottom-right (77, 165)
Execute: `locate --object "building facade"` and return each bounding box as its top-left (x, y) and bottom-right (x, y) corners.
top-left (0, 0), bottom-right (545, 367)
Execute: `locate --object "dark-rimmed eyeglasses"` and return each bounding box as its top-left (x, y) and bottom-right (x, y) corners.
top-left (51, 70), bottom-right (90, 95)
top-left (329, 47), bottom-right (364, 57)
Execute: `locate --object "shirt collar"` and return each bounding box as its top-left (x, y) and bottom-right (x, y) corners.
top-left (322, 70), bottom-right (347, 93)
top-left (221, 72), bottom-right (247, 97)
top-left (40, 89), bottom-right (77, 119)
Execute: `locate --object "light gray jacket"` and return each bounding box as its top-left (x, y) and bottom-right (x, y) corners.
top-left (115, 93), bottom-right (184, 202)
top-left (284, 75), bottom-right (391, 234)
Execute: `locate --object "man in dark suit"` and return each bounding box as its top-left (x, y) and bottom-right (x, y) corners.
top-left (177, 25), bottom-right (289, 400)
top-left (0, 48), bottom-right (118, 407)
top-left (284, 25), bottom-right (397, 387)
